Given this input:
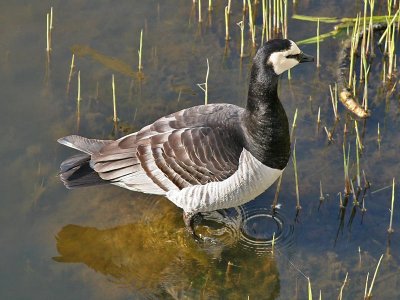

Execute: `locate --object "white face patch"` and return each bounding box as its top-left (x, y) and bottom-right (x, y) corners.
top-left (268, 40), bottom-right (302, 75)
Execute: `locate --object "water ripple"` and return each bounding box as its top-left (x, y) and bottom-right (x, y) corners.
top-left (199, 206), bottom-right (295, 255)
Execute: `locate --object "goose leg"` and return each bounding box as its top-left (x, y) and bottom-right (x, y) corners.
top-left (183, 211), bottom-right (202, 241)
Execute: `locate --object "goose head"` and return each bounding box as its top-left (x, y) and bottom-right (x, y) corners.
top-left (256, 39), bottom-right (314, 76)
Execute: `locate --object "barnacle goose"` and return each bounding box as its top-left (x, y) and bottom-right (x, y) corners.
top-left (58, 39), bottom-right (313, 239)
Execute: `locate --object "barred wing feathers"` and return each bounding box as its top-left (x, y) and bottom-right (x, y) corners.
top-left (91, 104), bottom-right (244, 194)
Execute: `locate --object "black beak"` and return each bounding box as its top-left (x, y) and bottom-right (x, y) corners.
top-left (298, 52), bottom-right (314, 63)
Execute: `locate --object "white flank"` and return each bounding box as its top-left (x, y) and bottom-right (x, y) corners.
top-left (268, 40), bottom-right (301, 75)
top-left (166, 148), bottom-right (283, 213)
top-left (113, 173), bottom-right (167, 195)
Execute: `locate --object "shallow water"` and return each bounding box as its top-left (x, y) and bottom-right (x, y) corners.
top-left (1, 1), bottom-right (399, 299)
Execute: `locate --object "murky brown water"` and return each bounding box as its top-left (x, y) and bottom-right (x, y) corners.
top-left (1, 0), bottom-right (399, 299)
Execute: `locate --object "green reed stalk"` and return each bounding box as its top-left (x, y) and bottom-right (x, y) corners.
top-left (388, 22), bottom-right (396, 78)
top-left (359, 0), bottom-right (367, 82)
top-left (356, 137), bottom-right (361, 188)
top-left (350, 179), bottom-right (358, 205)
top-left (208, 0), bottom-right (212, 11)
top-left (383, 16), bottom-right (390, 54)
top-left (362, 64), bottom-right (370, 110)
top-left (329, 84), bottom-right (338, 120)
top-left (274, 0), bottom-right (278, 32)
top-left (366, 24), bottom-right (372, 57)
top-left (367, 0), bottom-right (375, 55)
top-left (262, 0), bottom-right (267, 43)
top-left (354, 120), bottom-right (363, 150)
top-left (343, 143), bottom-right (351, 195)
top-left (363, 0), bottom-right (367, 44)
top-left (247, 0), bottom-right (256, 47)
top-left (388, 178), bottom-right (395, 233)
top-left (276, 0), bottom-right (281, 32)
top-left (349, 14), bottom-right (361, 88)
top-left (293, 14), bottom-right (399, 24)
top-left (225, 6), bottom-right (230, 40)
top-left (268, 0), bottom-right (272, 38)
top-left (378, 8), bottom-right (399, 44)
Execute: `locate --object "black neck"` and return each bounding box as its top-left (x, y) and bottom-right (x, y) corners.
top-left (242, 63), bottom-right (291, 169)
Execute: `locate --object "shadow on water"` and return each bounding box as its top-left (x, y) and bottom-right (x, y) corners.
top-left (53, 201), bottom-right (287, 299)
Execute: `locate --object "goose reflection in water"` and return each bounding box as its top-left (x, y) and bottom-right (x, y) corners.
top-left (53, 202), bottom-right (293, 299)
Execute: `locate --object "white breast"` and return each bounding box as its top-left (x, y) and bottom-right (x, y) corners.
top-left (166, 148), bottom-right (283, 213)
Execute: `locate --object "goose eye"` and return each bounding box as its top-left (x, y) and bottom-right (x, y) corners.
top-left (286, 54), bottom-right (300, 59)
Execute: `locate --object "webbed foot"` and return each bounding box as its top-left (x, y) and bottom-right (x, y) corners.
top-left (183, 212), bottom-right (203, 241)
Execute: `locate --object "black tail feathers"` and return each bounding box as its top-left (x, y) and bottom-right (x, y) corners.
top-left (58, 134), bottom-right (112, 189)
top-left (59, 154), bottom-right (108, 189)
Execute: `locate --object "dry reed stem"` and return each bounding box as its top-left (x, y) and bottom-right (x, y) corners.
top-left (77, 70), bottom-right (81, 102)
top-left (293, 139), bottom-right (301, 210)
top-left (197, 59), bottom-right (210, 105)
top-left (138, 29), bottom-right (143, 72)
top-left (66, 54), bottom-right (75, 94)
top-left (338, 272), bottom-right (348, 300)
top-left (366, 254), bottom-right (384, 299)
top-left (271, 232), bottom-right (275, 254)
top-left (112, 74), bottom-right (118, 123)
top-left (307, 277), bottom-right (313, 300)
top-left (388, 178), bottom-right (395, 233)
top-left (272, 174), bottom-right (283, 209)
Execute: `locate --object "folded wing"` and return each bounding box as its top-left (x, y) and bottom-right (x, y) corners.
top-left (91, 104), bottom-right (244, 194)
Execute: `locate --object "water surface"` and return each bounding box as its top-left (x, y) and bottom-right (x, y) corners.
top-left (1, 1), bottom-right (399, 299)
